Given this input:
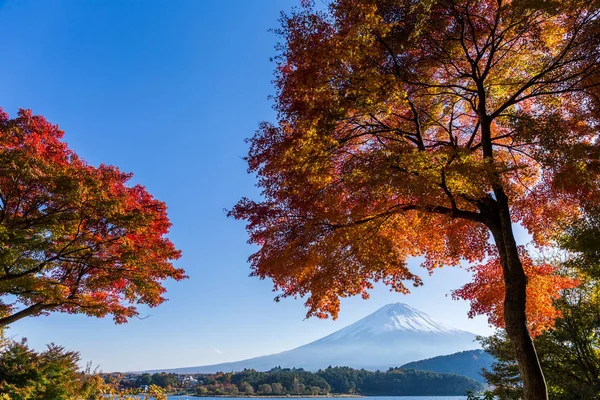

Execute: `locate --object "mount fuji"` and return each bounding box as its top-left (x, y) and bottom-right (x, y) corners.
top-left (149, 303), bottom-right (480, 374)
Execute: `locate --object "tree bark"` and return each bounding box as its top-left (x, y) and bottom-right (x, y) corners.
top-left (0, 303), bottom-right (53, 328)
top-left (489, 189), bottom-right (548, 400)
top-left (477, 95), bottom-right (548, 399)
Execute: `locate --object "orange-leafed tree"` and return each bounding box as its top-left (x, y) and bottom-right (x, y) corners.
top-left (451, 247), bottom-right (579, 338)
top-left (230, 1), bottom-right (600, 398)
top-left (0, 109), bottom-right (185, 328)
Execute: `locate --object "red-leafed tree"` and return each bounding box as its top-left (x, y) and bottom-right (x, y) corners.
top-left (230, 1), bottom-right (600, 398)
top-left (452, 247), bottom-right (579, 337)
top-left (0, 109), bottom-right (185, 328)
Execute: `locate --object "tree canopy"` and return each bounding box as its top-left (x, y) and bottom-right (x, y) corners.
top-left (0, 109), bottom-right (185, 327)
top-left (232, 0), bottom-right (600, 319)
top-left (0, 339), bottom-right (104, 400)
top-left (231, 1), bottom-right (600, 398)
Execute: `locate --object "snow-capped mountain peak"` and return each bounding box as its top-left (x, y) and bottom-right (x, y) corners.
top-left (147, 303), bottom-right (479, 374)
top-left (322, 302), bottom-right (468, 341)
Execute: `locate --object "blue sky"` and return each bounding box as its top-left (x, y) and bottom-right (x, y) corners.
top-left (0, 0), bottom-right (514, 372)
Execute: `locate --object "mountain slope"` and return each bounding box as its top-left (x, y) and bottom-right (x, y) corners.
top-left (401, 349), bottom-right (495, 382)
top-left (146, 303), bottom-right (480, 374)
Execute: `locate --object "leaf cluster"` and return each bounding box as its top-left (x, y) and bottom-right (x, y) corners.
top-left (0, 339), bottom-right (106, 400)
top-left (232, 0), bottom-right (600, 318)
top-left (0, 109), bottom-right (186, 327)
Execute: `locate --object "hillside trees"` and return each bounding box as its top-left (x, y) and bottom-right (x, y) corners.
top-left (230, 1), bottom-right (600, 398)
top-left (192, 367), bottom-right (481, 396)
top-left (0, 109), bottom-right (185, 327)
top-left (271, 382), bottom-right (284, 394)
top-left (258, 383), bottom-right (273, 394)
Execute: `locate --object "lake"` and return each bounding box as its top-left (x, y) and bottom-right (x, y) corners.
top-left (165, 397), bottom-right (468, 400)
top-left (113, 396), bottom-right (470, 399)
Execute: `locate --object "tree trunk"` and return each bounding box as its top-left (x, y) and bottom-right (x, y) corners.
top-left (490, 189), bottom-right (548, 400)
top-left (0, 303), bottom-right (53, 328)
top-left (478, 105), bottom-right (548, 399)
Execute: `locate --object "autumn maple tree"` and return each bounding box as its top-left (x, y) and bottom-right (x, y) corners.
top-left (451, 247), bottom-right (579, 338)
top-left (230, 0), bottom-right (600, 398)
top-left (0, 109), bottom-right (185, 328)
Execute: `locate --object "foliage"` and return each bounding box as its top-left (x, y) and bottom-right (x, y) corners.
top-left (230, 0), bottom-right (600, 320)
top-left (106, 372), bottom-right (182, 391)
top-left (316, 366), bottom-right (363, 394)
top-left (0, 353), bottom-right (172, 400)
top-left (481, 284), bottom-right (600, 400)
top-left (231, 1), bottom-right (600, 395)
top-left (230, 0), bottom-right (600, 399)
top-left (147, 373), bottom-right (179, 389)
top-left (560, 205), bottom-right (600, 277)
top-left (452, 248), bottom-right (579, 336)
top-left (481, 209), bottom-right (600, 399)
top-left (104, 384), bottom-right (167, 400)
top-left (271, 382), bottom-right (283, 394)
top-left (202, 368), bottom-right (331, 395)
top-left (258, 383), bottom-right (273, 394)
top-left (339, 367), bottom-right (483, 396)
top-left (189, 366), bottom-right (483, 397)
top-left (466, 390), bottom-right (495, 400)
top-left (478, 332), bottom-right (525, 400)
top-left (400, 349), bottom-right (495, 383)
top-left (140, 385), bottom-right (167, 400)
top-left (534, 286), bottom-right (600, 397)
top-left (0, 109), bottom-right (185, 327)
top-left (0, 339), bottom-right (107, 400)
top-left (239, 381), bottom-right (255, 394)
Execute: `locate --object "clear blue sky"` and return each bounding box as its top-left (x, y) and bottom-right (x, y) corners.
top-left (0, 0), bottom-right (517, 372)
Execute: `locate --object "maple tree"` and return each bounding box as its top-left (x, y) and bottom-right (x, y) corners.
top-left (231, 0), bottom-right (600, 398)
top-left (451, 247), bottom-right (579, 337)
top-left (0, 109), bottom-right (184, 328)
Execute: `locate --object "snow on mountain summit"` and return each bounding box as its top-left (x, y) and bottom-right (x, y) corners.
top-left (322, 303), bottom-right (469, 341)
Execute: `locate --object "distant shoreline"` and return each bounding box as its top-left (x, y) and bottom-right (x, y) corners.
top-left (191, 395), bottom-right (364, 398)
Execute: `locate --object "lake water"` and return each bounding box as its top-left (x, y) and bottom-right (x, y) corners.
top-left (111, 396), bottom-right (469, 400)
top-left (165, 397), bottom-right (468, 400)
